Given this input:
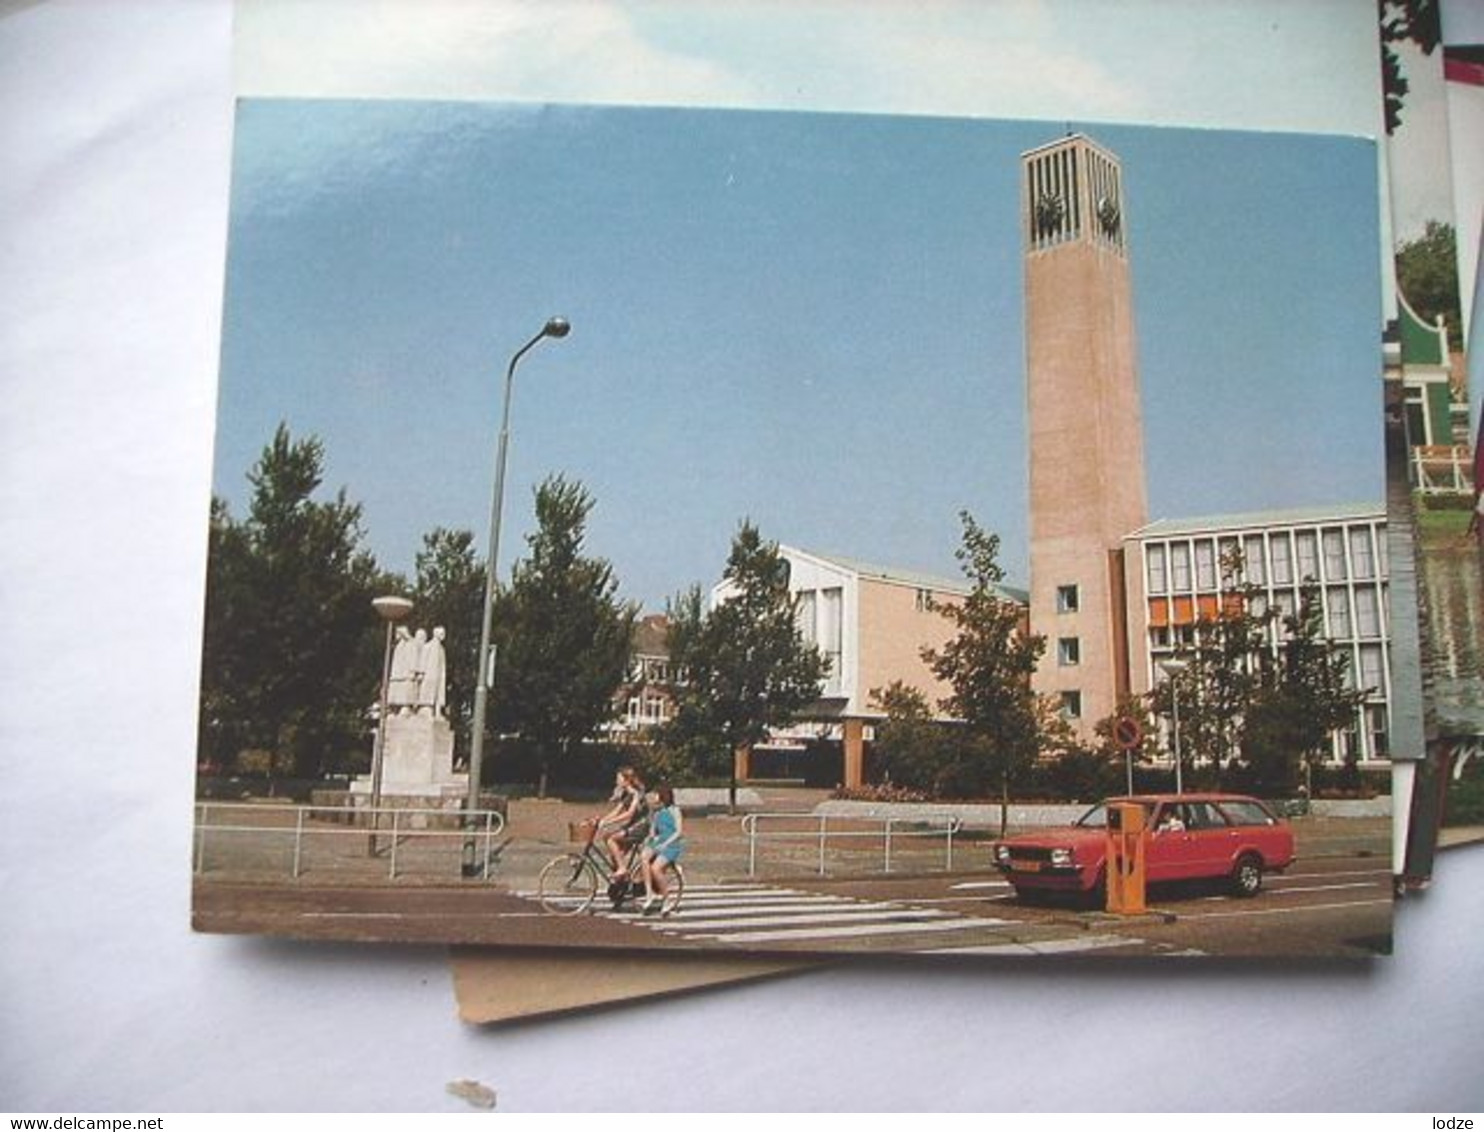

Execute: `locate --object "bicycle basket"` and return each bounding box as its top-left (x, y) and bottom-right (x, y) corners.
top-left (569, 818), bottom-right (598, 843)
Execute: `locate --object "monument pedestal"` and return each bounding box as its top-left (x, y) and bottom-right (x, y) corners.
top-left (350, 712), bottom-right (471, 826)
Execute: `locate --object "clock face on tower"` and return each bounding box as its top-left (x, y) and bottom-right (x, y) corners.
top-left (1096, 195), bottom-right (1121, 238)
top-left (1034, 191), bottom-right (1065, 238)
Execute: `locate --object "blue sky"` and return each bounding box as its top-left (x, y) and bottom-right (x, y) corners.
top-left (214, 100), bottom-right (1381, 611)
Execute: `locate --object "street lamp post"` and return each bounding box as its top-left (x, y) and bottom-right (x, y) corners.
top-left (462, 316), bottom-right (570, 877)
top-left (369, 594), bottom-right (414, 855)
top-left (1159, 657), bottom-right (1188, 795)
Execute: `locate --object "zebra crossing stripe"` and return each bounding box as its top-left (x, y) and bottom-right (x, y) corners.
top-left (608, 894), bottom-right (946, 924)
top-left (631, 899), bottom-right (889, 919)
top-left (672, 896), bottom-right (864, 912)
top-left (677, 916), bottom-right (1012, 944)
top-left (643, 906), bottom-right (957, 932)
top-left (679, 885), bottom-right (780, 895)
top-left (678, 891), bottom-right (854, 905)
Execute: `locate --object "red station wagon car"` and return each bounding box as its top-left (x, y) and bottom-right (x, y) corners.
top-left (991, 793), bottom-right (1296, 902)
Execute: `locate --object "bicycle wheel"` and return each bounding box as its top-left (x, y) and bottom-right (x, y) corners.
top-left (537, 853), bottom-right (599, 915)
top-left (658, 862), bottom-right (685, 917)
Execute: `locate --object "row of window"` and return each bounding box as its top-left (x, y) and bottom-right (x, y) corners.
top-left (1149, 639), bottom-right (1387, 695)
top-left (1147, 584), bottom-right (1387, 644)
top-left (622, 694), bottom-right (670, 727)
top-left (796, 586), bottom-right (845, 695)
top-left (1055, 582), bottom-right (1083, 717)
top-left (1145, 525), bottom-right (1384, 594)
top-left (626, 656), bottom-right (674, 684)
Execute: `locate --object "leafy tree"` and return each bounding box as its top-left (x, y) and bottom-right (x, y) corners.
top-left (923, 512), bottom-right (1044, 831)
top-left (869, 681), bottom-right (955, 792)
top-left (198, 424), bottom-right (383, 784)
top-left (662, 522), bottom-right (828, 809)
top-left (1380, 0), bottom-right (1441, 134)
top-left (198, 497), bottom-right (257, 772)
top-left (412, 527), bottom-right (485, 758)
top-left (1150, 550), bottom-right (1271, 788)
top-left (490, 476), bottom-right (636, 796)
top-left (1159, 615), bottom-right (1266, 789)
top-left (1152, 552), bottom-right (1370, 796)
top-left (1396, 221), bottom-right (1464, 351)
top-left (1242, 586), bottom-right (1366, 795)
top-left (1046, 693), bottom-right (1160, 800)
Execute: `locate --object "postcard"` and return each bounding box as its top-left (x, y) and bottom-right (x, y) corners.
top-left (1378, 1), bottom-right (1483, 883)
top-left (193, 100), bottom-right (1394, 960)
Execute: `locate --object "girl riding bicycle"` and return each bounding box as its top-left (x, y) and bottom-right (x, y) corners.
top-left (641, 782), bottom-right (685, 916)
top-left (598, 766), bottom-right (648, 882)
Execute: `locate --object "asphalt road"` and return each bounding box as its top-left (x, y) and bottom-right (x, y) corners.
top-left (194, 852), bottom-right (1393, 959)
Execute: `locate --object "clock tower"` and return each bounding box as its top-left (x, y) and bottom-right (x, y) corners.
top-left (1022, 134), bottom-right (1148, 734)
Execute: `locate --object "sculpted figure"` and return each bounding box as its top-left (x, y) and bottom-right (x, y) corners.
top-left (388, 625), bottom-right (417, 712)
top-left (408, 628), bottom-right (429, 713)
top-left (418, 626), bottom-right (448, 715)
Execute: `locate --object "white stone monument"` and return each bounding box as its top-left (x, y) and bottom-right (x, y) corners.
top-left (354, 623), bottom-right (466, 815)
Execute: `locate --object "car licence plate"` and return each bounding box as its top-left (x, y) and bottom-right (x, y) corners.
top-left (1010, 860), bottom-right (1043, 872)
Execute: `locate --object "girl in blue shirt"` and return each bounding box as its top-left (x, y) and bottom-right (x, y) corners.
top-left (641, 783), bottom-right (684, 915)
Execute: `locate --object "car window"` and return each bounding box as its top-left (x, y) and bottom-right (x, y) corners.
top-left (1074, 804), bottom-right (1108, 828)
top-left (1218, 800), bottom-right (1277, 827)
top-left (1076, 801), bottom-right (1155, 829)
top-left (1182, 802), bottom-right (1229, 830)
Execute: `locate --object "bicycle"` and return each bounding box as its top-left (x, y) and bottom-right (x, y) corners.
top-left (536, 817), bottom-right (685, 917)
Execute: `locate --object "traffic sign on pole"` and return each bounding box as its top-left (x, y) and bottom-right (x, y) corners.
top-left (1113, 715), bottom-right (1144, 751)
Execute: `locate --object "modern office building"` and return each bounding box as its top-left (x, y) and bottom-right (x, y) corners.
top-left (1124, 504), bottom-right (1392, 766)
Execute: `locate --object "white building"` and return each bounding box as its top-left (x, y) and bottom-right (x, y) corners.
top-left (1124, 503), bottom-right (1391, 766)
top-left (715, 546), bottom-right (1027, 786)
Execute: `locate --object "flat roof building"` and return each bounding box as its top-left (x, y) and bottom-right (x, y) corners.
top-left (1124, 503), bottom-right (1391, 766)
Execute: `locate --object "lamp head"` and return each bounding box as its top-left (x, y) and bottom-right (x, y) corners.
top-left (543, 317), bottom-right (571, 339)
top-left (372, 595), bottom-right (415, 623)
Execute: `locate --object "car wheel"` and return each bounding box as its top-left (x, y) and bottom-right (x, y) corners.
top-left (1231, 853), bottom-right (1264, 898)
top-left (1087, 868), bottom-right (1108, 910)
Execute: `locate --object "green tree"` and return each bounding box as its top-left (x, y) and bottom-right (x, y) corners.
top-left (198, 424), bottom-right (383, 784)
top-left (1380, 0), bottom-right (1442, 134)
top-left (198, 497), bottom-right (257, 772)
top-left (869, 681), bottom-right (953, 792)
top-left (412, 527), bottom-right (485, 759)
top-left (1030, 697), bottom-right (1110, 804)
top-left (491, 476), bottom-right (636, 796)
top-left (1151, 550), bottom-right (1271, 788)
top-left (1242, 586), bottom-right (1366, 795)
top-left (1396, 221), bottom-right (1464, 351)
top-left (662, 522), bottom-right (828, 809)
top-left (923, 512), bottom-right (1044, 832)
top-left (1161, 614), bottom-right (1267, 789)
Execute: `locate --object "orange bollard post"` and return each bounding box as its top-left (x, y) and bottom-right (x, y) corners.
top-left (1105, 802), bottom-right (1148, 915)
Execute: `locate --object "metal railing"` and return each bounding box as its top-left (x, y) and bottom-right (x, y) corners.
top-left (193, 802), bottom-right (506, 882)
top-left (1411, 445), bottom-right (1474, 494)
top-left (740, 812), bottom-right (963, 877)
